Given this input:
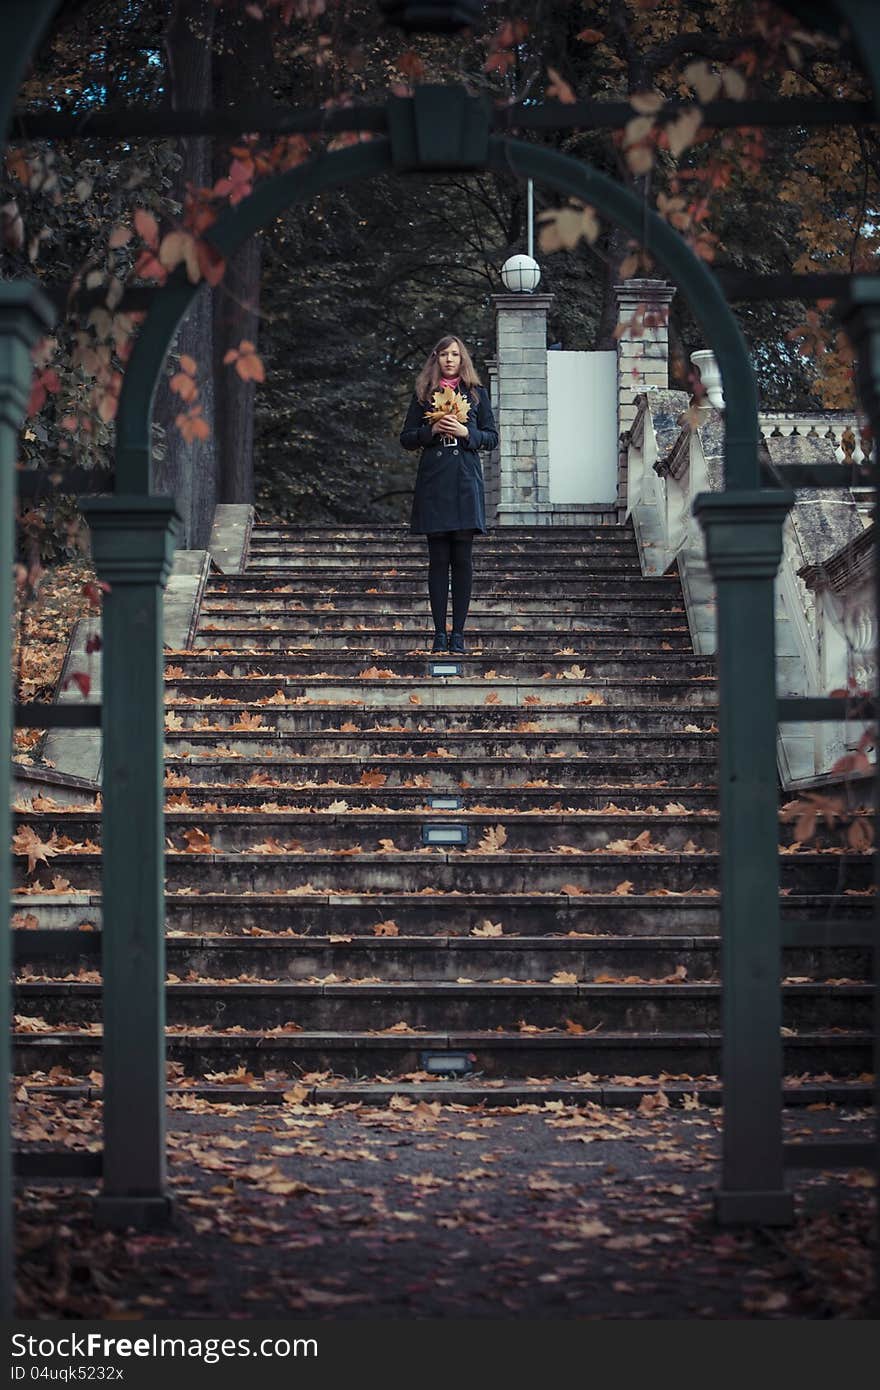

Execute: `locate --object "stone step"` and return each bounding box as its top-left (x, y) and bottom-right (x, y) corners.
top-left (12, 891), bottom-right (867, 938)
top-left (158, 785), bottom-right (722, 811)
top-left (11, 1027), bottom-right (872, 1078)
top-left (15, 932), bottom-right (868, 984)
top-left (15, 850), bottom-right (871, 896)
top-left (248, 532), bottom-right (639, 550)
top-left (246, 541), bottom-right (639, 556)
top-left (162, 677), bottom-right (720, 708)
top-left (245, 558), bottom-right (644, 575)
top-left (245, 554), bottom-right (642, 572)
top-left (216, 575), bottom-right (678, 594)
top-left (149, 1080), bottom-right (874, 1109)
top-left (163, 652), bottom-right (716, 680)
top-left (22, 513), bottom-right (863, 1093)
top-left (252, 525), bottom-right (632, 537)
top-left (14, 979), bottom-right (873, 1032)
top-left (16, 784), bottom-right (724, 811)
top-left (160, 731), bottom-right (716, 762)
top-left (15, 808), bottom-right (725, 853)
top-left (203, 593), bottom-right (689, 614)
top-left (161, 751), bottom-right (718, 784)
top-left (198, 609), bottom-right (691, 634)
top-left (162, 701), bottom-right (720, 735)
top-left (192, 628), bottom-right (696, 653)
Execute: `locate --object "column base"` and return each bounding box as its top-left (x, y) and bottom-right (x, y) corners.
top-left (93, 1193), bottom-right (175, 1230)
top-left (713, 1188), bottom-right (795, 1226)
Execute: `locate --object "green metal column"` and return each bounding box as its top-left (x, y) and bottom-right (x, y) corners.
top-left (838, 278), bottom-right (880, 1314)
top-left (0, 283), bottom-right (56, 1316)
top-left (78, 494), bottom-right (181, 1228)
top-left (692, 488), bottom-right (796, 1225)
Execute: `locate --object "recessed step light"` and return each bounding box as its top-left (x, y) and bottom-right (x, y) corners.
top-left (421, 823), bottom-right (469, 846)
top-left (429, 795), bottom-right (462, 810)
top-left (420, 1052), bottom-right (473, 1076)
top-left (429, 661), bottom-right (462, 677)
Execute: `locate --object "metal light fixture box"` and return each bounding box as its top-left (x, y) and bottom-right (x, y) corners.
top-left (421, 1052), bottom-right (473, 1074)
top-left (430, 660), bottom-right (463, 676)
top-left (422, 823), bottom-right (468, 846)
top-left (429, 795), bottom-right (462, 810)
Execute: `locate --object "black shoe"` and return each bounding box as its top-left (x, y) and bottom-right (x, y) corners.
top-left (449, 630), bottom-right (465, 654)
top-left (431, 629), bottom-right (449, 652)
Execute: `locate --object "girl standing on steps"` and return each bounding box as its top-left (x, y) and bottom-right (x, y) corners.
top-left (400, 334), bottom-right (499, 655)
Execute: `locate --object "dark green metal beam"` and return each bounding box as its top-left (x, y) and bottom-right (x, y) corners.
top-left (14, 703), bottom-right (102, 728)
top-left (9, 97), bottom-right (874, 142)
top-left (37, 271), bottom-right (880, 324)
top-left (716, 271), bottom-right (880, 302)
top-left (838, 272), bottom-right (880, 1315)
top-left (0, 1), bottom-right (59, 144)
top-left (0, 281), bottom-right (57, 1320)
top-left (13, 1151), bottom-right (103, 1179)
top-left (777, 696), bottom-right (876, 721)
top-left (783, 1141), bottom-right (875, 1169)
top-left (0, 1), bottom-right (61, 1322)
top-left (78, 494), bottom-right (181, 1231)
top-left (693, 489), bottom-right (797, 1225)
top-left (780, 920), bottom-right (875, 947)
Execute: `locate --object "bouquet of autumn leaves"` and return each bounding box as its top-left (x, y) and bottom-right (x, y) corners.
top-left (423, 385), bottom-right (471, 430)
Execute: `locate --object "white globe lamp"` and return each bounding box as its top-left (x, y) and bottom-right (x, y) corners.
top-left (500, 253), bottom-right (541, 293)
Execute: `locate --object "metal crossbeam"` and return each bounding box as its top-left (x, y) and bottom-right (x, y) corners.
top-left (717, 270), bottom-right (880, 301)
top-left (9, 97), bottom-right (875, 142)
top-left (777, 696), bottom-right (877, 721)
top-left (14, 703), bottom-right (101, 728)
top-left (11, 930), bottom-right (101, 961)
top-left (17, 466), bottom-right (112, 498)
top-left (13, 1151), bottom-right (103, 1179)
top-left (37, 272), bottom-right (880, 323)
top-left (780, 920), bottom-right (875, 947)
top-left (783, 1141), bottom-right (875, 1169)
top-left (761, 463), bottom-right (877, 489)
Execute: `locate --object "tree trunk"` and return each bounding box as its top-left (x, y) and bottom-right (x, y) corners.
top-left (595, 222), bottom-right (631, 351)
top-left (152, 0), bottom-right (216, 549)
top-left (211, 7), bottom-right (272, 504)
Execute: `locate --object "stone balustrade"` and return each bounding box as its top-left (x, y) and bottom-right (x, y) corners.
top-left (625, 389), bottom-right (875, 790)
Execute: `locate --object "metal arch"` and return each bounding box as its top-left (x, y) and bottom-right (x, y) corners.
top-left (118, 132), bottom-right (759, 494)
top-left (489, 138), bottom-right (759, 490)
top-left (116, 140), bottom-right (394, 492)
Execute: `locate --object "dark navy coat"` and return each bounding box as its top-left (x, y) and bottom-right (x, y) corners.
top-left (400, 384), bottom-right (499, 536)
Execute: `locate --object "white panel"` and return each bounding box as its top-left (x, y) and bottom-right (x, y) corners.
top-left (547, 351), bottom-right (618, 504)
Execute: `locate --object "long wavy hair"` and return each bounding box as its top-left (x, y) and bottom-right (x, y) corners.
top-left (414, 334), bottom-right (482, 404)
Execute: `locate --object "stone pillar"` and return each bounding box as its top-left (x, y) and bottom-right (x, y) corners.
top-left (491, 291), bottom-right (553, 525)
top-left (615, 279), bottom-right (676, 516)
top-left (482, 353), bottom-right (500, 523)
top-left (0, 282), bottom-right (56, 1319)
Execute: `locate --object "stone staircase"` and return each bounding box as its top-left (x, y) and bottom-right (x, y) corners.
top-left (11, 522), bottom-right (875, 1104)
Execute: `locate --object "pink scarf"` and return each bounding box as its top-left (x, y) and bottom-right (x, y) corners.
top-left (438, 376), bottom-right (461, 390)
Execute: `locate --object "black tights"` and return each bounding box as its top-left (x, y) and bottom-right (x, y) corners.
top-left (427, 529), bottom-right (474, 632)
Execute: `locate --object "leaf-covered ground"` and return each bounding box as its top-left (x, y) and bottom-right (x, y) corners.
top-left (11, 557), bottom-right (97, 758)
top-left (14, 1093), bottom-right (876, 1319)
